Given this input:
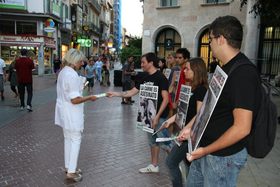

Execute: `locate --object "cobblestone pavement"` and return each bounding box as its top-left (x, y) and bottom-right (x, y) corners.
top-left (0, 73), bottom-right (279, 187)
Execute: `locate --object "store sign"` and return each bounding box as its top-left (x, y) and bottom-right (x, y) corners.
top-left (0, 0), bottom-right (26, 10)
top-left (44, 19), bottom-right (56, 33)
top-left (77, 38), bottom-right (92, 47)
top-left (0, 35), bottom-right (56, 49)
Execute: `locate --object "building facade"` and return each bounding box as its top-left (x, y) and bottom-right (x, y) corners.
top-left (113, 0), bottom-right (121, 54)
top-left (0, 0), bottom-right (117, 75)
top-left (141, 0), bottom-right (280, 77)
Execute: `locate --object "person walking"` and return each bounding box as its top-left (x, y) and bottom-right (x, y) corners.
top-left (53, 55), bottom-right (62, 82)
top-left (0, 56), bottom-right (6, 101)
top-left (177, 15), bottom-right (262, 187)
top-left (8, 55), bottom-right (19, 98)
top-left (55, 48), bottom-right (98, 182)
top-left (85, 57), bottom-right (96, 93)
top-left (15, 49), bottom-right (35, 111)
top-left (107, 52), bottom-right (171, 173)
top-left (121, 55), bottom-right (135, 104)
top-left (164, 58), bottom-right (208, 187)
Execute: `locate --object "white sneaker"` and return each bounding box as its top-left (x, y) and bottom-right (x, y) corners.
top-left (27, 105), bottom-right (33, 112)
top-left (139, 164), bottom-right (159, 173)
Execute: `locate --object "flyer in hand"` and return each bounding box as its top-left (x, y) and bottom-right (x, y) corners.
top-left (188, 66), bottom-right (228, 153)
top-left (136, 84), bottom-right (158, 133)
top-left (175, 85), bottom-right (192, 130)
top-left (94, 93), bottom-right (107, 98)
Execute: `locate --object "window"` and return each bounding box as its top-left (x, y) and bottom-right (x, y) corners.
top-left (155, 28), bottom-right (181, 58)
top-left (16, 22), bottom-right (37, 35)
top-left (0, 20), bottom-right (15, 34)
top-left (205, 0), bottom-right (226, 3)
top-left (160, 0), bottom-right (178, 7)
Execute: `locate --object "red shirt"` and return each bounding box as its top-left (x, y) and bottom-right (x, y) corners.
top-left (15, 57), bottom-right (34, 84)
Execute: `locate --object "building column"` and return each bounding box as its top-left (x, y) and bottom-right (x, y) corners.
top-left (38, 44), bottom-right (45, 76)
top-left (243, 0), bottom-right (260, 65)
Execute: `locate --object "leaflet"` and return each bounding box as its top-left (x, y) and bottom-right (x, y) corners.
top-left (94, 93), bottom-right (107, 98)
top-left (156, 136), bottom-right (177, 143)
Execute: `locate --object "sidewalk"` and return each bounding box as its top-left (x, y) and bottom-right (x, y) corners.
top-left (0, 73), bottom-right (279, 187)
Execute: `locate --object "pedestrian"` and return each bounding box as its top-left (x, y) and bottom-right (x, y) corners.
top-left (121, 55), bottom-right (135, 104)
top-left (85, 57), bottom-right (96, 93)
top-left (55, 48), bottom-right (98, 182)
top-left (101, 64), bottom-right (110, 86)
top-left (95, 55), bottom-right (103, 82)
top-left (15, 49), bottom-right (35, 111)
top-left (164, 57), bottom-right (208, 187)
top-left (0, 56), bottom-right (6, 101)
top-left (107, 52), bottom-right (172, 173)
top-left (8, 55), bottom-right (19, 98)
top-left (53, 55), bottom-right (62, 82)
top-left (177, 15), bottom-right (262, 187)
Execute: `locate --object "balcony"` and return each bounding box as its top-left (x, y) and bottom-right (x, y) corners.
top-left (89, 0), bottom-right (101, 13)
top-left (89, 23), bottom-right (101, 35)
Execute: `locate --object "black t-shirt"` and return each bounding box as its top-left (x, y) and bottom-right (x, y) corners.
top-left (185, 85), bottom-right (207, 124)
top-left (200, 52), bottom-right (261, 156)
top-left (135, 70), bottom-right (169, 118)
top-left (53, 59), bottom-right (61, 70)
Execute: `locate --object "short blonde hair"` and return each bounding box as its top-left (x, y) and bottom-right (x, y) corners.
top-left (62, 48), bottom-right (85, 66)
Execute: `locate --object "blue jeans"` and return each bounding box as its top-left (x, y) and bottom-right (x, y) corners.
top-left (166, 141), bottom-right (190, 187)
top-left (148, 118), bottom-right (173, 152)
top-left (186, 148), bottom-right (247, 187)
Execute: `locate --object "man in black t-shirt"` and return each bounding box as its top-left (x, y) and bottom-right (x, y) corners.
top-left (178, 16), bottom-right (261, 187)
top-left (107, 52), bottom-right (170, 173)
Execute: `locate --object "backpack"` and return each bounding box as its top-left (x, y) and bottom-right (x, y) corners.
top-left (228, 62), bottom-right (278, 158)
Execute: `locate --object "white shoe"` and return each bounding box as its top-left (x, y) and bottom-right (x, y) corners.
top-left (27, 105), bottom-right (33, 112)
top-left (139, 164), bottom-right (159, 173)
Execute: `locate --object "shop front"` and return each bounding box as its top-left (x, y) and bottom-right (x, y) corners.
top-left (0, 34), bottom-right (56, 75)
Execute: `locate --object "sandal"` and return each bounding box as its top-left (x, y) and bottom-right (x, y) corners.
top-left (66, 173), bottom-right (83, 182)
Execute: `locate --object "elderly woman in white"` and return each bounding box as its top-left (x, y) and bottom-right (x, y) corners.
top-left (55, 48), bottom-right (97, 182)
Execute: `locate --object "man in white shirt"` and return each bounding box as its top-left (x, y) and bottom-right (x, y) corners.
top-left (0, 57), bottom-right (6, 101)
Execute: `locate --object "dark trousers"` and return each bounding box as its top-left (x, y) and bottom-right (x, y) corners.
top-left (166, 141), bottom-right (190, 187)
top-left (18, 83), bottom-right (33, 107)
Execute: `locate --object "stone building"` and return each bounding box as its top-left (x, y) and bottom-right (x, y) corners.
top-left (141, 0), bottom-right (280, 77)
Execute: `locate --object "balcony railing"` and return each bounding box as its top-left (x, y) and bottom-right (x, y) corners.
top-left (89, 23), bottom-right (101, 35)
top-left (89, 0), bottom-right (101, 13)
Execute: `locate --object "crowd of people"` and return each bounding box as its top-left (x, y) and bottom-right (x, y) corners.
top-left (0, 15), bottom-right (275, 186)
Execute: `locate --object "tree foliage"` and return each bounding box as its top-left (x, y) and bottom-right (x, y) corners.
top-left (240, 0), bottom-right (280, 25)
top-left (120, 37), bottom-right (142, 68)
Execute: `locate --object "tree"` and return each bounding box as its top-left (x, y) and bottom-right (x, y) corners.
top-left (240, 0), bottom-right (280, 25)
top-left (120, 37), bottom-right (142, 68)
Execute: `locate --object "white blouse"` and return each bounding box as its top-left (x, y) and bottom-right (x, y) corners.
top-left (55, 66), bottom-right (86, 131)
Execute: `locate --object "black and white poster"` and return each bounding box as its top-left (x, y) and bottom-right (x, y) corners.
top-left (137, 84), bottom-right (158, 133)
top-left (163, 68), bottom-right (171, 79)
top-left (175, 85), bottom-right (192, 129)
top-left (188, 66), bottom-right (228, 153)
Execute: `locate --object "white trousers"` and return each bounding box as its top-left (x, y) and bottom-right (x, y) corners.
top-left (63, 129), bottom-right (82, 173)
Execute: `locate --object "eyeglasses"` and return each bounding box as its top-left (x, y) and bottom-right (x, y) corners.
top-left (208, 35), bottom-right (220, 43)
